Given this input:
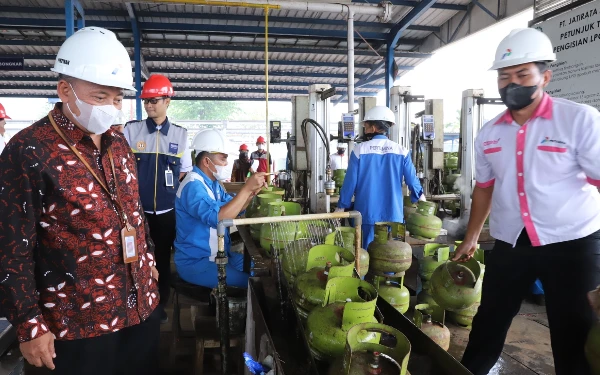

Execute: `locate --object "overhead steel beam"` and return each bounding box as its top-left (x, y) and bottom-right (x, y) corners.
top-left (64, 0), bottom-right (85, 37)
top-left (0, 86), bottom-right (379, 97)
top-left (334, 60), bottom-right (385, 105)
top-left (0, 38), bottom-right (431, 58)
top-left (126, 3), bottom-right (144, 119)
top-left (0, 18), bottom-right (425, 43)
top-left (385, 0), bottom-right (438, 106)
top-left (0, 84), bottom-right (380, 95)
top-left (0, 18), bottom-right (388, 41)
top-left (142, 42), bottom-right (432, 57)
top-left (471, 0), bottom-right (499, 21)
top-left (0, 93), bottom-right (295, 102)
top-left (351, 0), bottom-right (467, 11)
top-left (0, 54), bottom-right (416, 71)
top-left (0, 76), bottom-right (385, 89)
top-left (15, 65), bottom-right (413, 79)
top-left (144, 56), bottom-right (376, 69)
top-left (0, 6), bottom-right (441, 33)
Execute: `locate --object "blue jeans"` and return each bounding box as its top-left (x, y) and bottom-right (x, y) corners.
top-left (176, 252), bottom-right (249, 289)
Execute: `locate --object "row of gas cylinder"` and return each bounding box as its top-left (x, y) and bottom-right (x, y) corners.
top-left (269, 221), bottom-right (485, 373)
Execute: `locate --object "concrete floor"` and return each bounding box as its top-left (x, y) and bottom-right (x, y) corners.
top-left (447, 301), bottom-right (554, 375)
top-left (160, 295), bottom-right (554, 375)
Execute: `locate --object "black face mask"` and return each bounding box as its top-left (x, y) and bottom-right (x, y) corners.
top-left (499, 83), bottom-right (540, 111)
top-left (364, 132), bottom-right (377, 141)
top-left (239, 152), bottom-right (249, 161)
top-left (337, 149), bottom-right (345, 155)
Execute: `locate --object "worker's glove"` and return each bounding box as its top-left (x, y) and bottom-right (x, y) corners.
top-left (418, 194), bottom-right (426, 202)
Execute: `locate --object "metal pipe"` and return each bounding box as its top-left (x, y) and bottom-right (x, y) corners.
top-left (215, 230), bottom-right (229, 375)
top-left (265, 8), bottom-right (271, 184)
top-left (347, 8), bottom-right (355, 113)
top-left (104, 0), bottom-right (387, 17)
top-left (222, 210), bottom-right (360, 227)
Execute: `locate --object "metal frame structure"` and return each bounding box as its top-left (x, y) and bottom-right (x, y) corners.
top-left (0, 0), bottom-right (533, 116)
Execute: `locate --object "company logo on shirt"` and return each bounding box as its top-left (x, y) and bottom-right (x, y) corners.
top-left (369, 145), bottom-right (394, 153)
top-left (483, 138), bottom-right (500, 146)
top-left (501, 49), bottom-right (512, 59)
top-left (541, 137), bottom-right (566, 145)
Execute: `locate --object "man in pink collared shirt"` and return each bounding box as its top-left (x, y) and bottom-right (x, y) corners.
top-left (454, 28), bottom-right (600, 375)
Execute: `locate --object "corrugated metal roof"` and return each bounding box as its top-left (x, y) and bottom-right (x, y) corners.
top-left (0, 0), bottom-right (468, 101)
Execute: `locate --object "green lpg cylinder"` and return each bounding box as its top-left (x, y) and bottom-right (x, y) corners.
top-left (368, 223), bottom-right (412, 277)
top-left (413, 304), bottom-right (450, 351)
top-left (406, 201), bottom-right (442, 240)
top-left (294, 245), bottom-right (355, 319)
top-left (419, 244), bottom-right (450, 290)
top-left (429, 257), bottom-right (484, 312)
top-left (260, 201), bottom-right (302, 255)
top-left (249, 193), bottom-right (282, 240)
top-left (447, 301), bottom-right (480, 329)
top-left (403, 196), bottom-right (417, 219)
top-left (443, 173), bottom-right (461, 192)
top-left (333, 169), bottom-right (346, 194)
top-left (281, 239), bottom-right (315, 285)
top-left (373, 276), bottom-right (410, 314)
top-left (586, 321), bottom-right (600, 375)
top-left (445, 155), bottom-right (459, 170)
top-left (325, 227), bottom-right (369, 277)
top-left (328, 322), bottom-right (411, 375)
top-left (306, 277), bottom-right (379, 362)
top-left (416, 288), bottom-right (439, 308)
top-left (585, 287), bottom-right (600, 375)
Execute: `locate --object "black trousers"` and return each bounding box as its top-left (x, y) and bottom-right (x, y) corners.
top-left (146, 210), bottom-right (176, 307)
top-left (462, 230), bottom-right (600, 375)
top-left (24, 308), bottom-right (160, 375)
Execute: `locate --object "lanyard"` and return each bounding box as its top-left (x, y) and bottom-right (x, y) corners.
top-left (48, 114), bottom-right (131, 228)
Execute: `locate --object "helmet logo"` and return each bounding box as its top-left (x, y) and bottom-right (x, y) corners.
top-left (501, 49), bottom-right (512, 59)
top-left (112, 68), bottom-right (119, 75)
top-left (58, 58), bottom-right (70, 65)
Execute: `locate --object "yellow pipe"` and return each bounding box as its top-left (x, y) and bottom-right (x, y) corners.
top-left (265, 8), bottom-right (271, 184)
top-left (150, 0), bottom-right (280, 9)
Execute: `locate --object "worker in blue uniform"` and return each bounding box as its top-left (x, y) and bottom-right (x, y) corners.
top-left (174, 129), bottom-right (267, 289)
top-left (337, 106), bottom-right (425, 249)
top-left (124, 74), bottom-right (192, 324)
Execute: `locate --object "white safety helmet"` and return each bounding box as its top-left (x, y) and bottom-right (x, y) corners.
top-left (192, 129), bottom-right (228, 154)
top-left (51, 27), bottom-right (135, 91)
top-left (361, 106), bottom-right (395, 125)
top-left (490, 28), bottom-right (556, 71)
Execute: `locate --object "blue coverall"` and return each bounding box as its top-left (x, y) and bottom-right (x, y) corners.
top-left (174, 166), bottom-right (249, 288)
top-left (338, 135), bottom-right (424, 249)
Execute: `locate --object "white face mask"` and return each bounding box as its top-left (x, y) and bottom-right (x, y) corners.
top-left (66, 83), bottom-right (120, 135)
top-left (257, 144), bottom-right (264, 150)
top-left (207, 157), bottom-right (228, 181)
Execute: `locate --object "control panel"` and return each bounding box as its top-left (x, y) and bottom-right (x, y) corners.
top-left (270, 120), bottom-right (281, 141)
top-left (422, 115), bottom-right (435, 140)
top-left (341, 113), bottom-right (355, 139)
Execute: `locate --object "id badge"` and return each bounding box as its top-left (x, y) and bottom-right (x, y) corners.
top-left (165, 169), bottom-right (174, 187)
top-left (121, 225), bottom-right (138, 263)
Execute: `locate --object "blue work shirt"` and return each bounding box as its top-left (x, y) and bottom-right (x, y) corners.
top-left (338, 135), bottom-right (423, 225)
top-left (174, 166), bottom-right (233, 265)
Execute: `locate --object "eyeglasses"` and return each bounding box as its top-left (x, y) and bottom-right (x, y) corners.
top-left (143, 97), bottom-right (167, 105)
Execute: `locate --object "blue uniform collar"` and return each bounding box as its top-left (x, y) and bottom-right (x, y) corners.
top-left (193, 166), bottom-right (220, 193)
top-left (373, 134), bottom-right (387, 139)
top-left (146, 117), bottom-right (171, 135)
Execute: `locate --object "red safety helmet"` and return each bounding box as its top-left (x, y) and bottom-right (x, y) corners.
top-left (0, 103), bottom-right (10, 119)
top-left (239, 144), bottom-right (249, 151)
top-left (256, 136), bottom-right (265, 144)
top-left (140, 74), bottom-right (174, 99)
